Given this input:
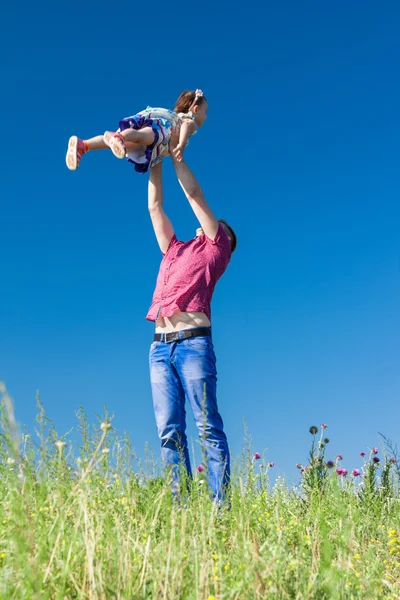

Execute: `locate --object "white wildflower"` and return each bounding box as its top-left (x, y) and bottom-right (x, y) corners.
top-left (55, 440), bottom-right (66, 451)
top-left (100, 422), bottom-right (111, 432)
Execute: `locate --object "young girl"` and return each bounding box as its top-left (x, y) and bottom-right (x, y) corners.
top-left (66, 90), bottom-right (207, 173)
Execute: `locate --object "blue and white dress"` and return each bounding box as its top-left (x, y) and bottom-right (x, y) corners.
top-left (118, 107), bottom-right (194, 174)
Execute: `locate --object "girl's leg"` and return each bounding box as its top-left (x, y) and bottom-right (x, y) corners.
top-left (66, 134), bottom-right (109, 170)
top-left (84, 135), bottom-right (108, 150)
top-left (85, 135), bottom-right (137, 152)
top-left (104, 127), bottom-right (156, 160)
top-left (120, 127), bottom-right (155, 146)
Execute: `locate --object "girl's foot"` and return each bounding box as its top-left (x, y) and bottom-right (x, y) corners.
top-left (66, 136), bottom-right (87, 170)
top-left (103, 131), bottom-right (126, 159)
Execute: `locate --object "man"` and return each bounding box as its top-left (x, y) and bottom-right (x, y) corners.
top-left (146, 138), bottom-right (237, 503)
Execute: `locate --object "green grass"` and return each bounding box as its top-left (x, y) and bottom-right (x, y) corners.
top-left (1, 382), bottom-right (400, 600)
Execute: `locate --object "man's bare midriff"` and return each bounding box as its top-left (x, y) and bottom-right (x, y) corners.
top-left (155, 311), bottom-right (211, 333)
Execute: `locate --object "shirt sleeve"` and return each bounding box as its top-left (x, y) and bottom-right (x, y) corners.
top-left (162, 235), bottom-right (180, 256)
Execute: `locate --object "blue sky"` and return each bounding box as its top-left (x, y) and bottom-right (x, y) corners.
top-left (1, 0), bottom-right (399, 480)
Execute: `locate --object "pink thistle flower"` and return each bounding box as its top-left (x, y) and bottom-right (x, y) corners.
top-left (360, 452), bottom-right (365, 457)
top-left (337, 455), bottom-right (343, 461)
top-left (352, 469), bottom-right (361, 477)
top-left (321, 424), bottom-right (328, 429)
top-left (253, 452), bottom-right (261, 460)
top-left (296, 463), bottom-right (302, 469)
top-left (336, 468), bottom-right (343, 475)
top-left (197, 465), bottom-right (204, 472)
top-left (390, 457), bottom-right (396, 464)
top-left (326, 460), bottom-right (334, 468)
top-left (372, 456), bottom-right (380, 464)
top-left (342, 469), bottom-right (348, 476)
top-left (300, 469), bottom-right (305, 474)
top-left (372, 448), bottom-right (378, 454)
top-left (268, 462), bottom-right (274, 468)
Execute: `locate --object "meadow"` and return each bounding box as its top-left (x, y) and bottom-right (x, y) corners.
top-left (1, 381), bottom-right (399, 600)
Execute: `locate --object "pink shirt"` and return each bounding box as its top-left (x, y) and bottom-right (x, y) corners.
top-left (146, 224), bottom-right (231, 322)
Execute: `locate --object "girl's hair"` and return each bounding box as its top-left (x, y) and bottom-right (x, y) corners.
top-left (174, 90), bottom-right (207, 114)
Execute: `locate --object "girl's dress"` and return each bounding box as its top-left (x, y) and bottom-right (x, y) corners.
top-left (118, 107), bottom-right (195, 173)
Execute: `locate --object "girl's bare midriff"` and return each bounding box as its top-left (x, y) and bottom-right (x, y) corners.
top-left (155, 311), bottom-right (211, 333)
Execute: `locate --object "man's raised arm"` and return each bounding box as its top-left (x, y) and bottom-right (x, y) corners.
top-left (170, 140), bottom-right (219, 241)
top-left (148, 162), bottom-right (175, 254)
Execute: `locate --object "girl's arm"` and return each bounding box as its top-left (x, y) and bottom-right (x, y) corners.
top-left (172, 120), bottom-right (197, 162)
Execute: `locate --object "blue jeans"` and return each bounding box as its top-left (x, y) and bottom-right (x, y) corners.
top-left (149, 331), bottom-right (230, 502)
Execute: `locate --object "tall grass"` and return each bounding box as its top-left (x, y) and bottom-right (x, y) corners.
top-left (1, 382), bottom-right (399, 600)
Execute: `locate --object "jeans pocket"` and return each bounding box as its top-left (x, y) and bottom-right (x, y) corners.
top-left (185, 336), bottom-right (212, 350)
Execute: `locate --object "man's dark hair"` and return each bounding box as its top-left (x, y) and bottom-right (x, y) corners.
top-left (219, 219), bottom-right (237, 253)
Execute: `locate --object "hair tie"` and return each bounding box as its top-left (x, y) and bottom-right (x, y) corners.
top-left (188, 89), bottom-right (204, 112)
